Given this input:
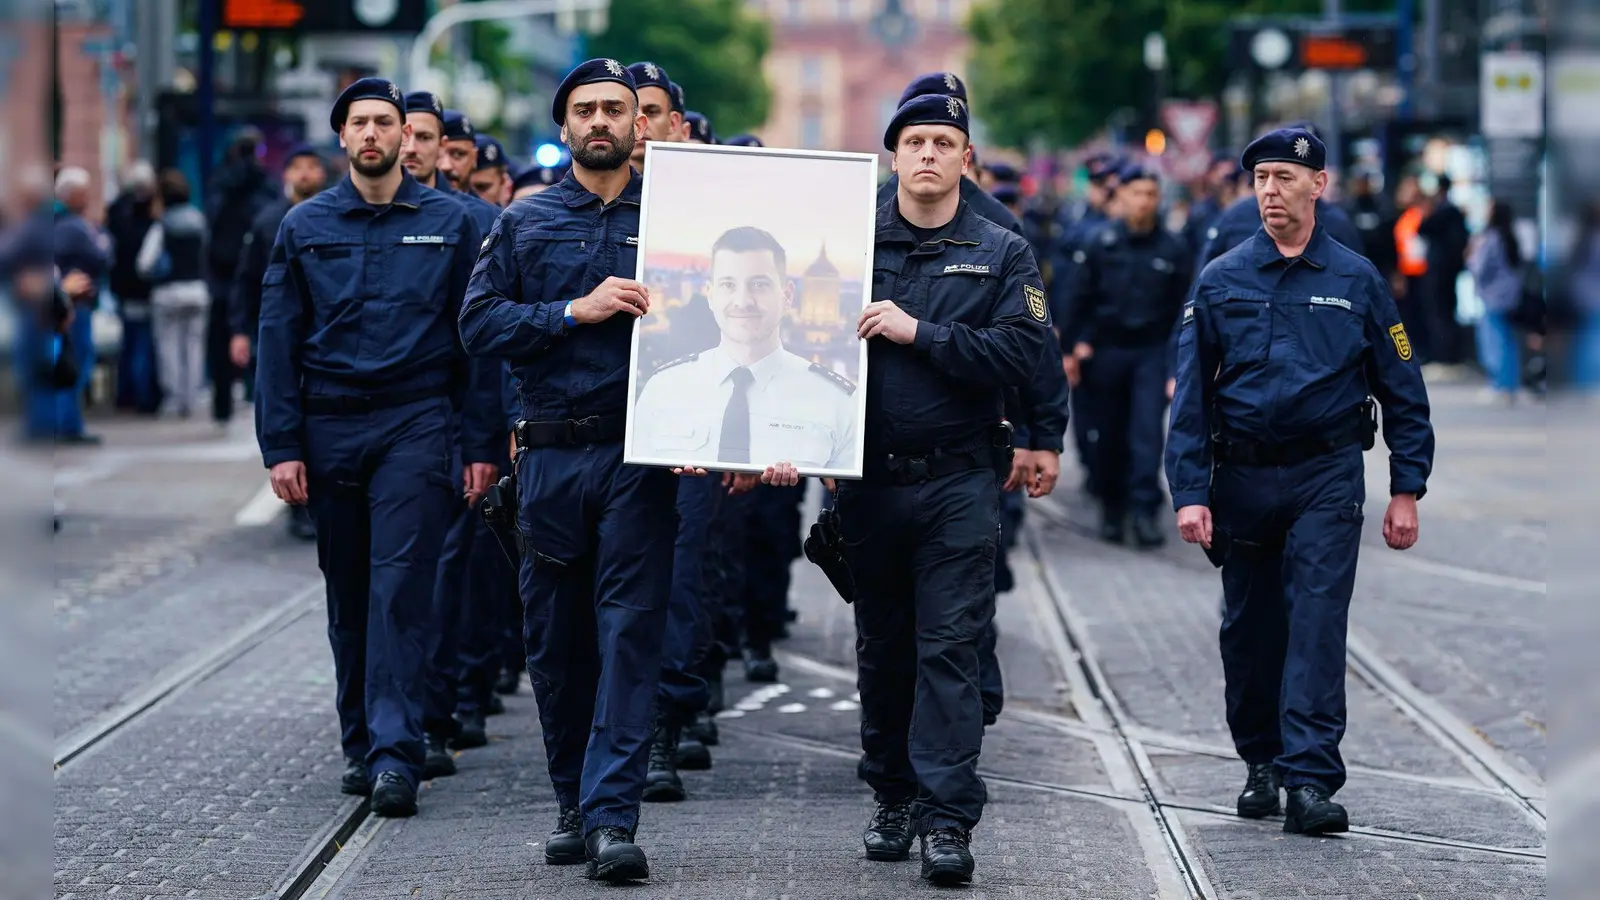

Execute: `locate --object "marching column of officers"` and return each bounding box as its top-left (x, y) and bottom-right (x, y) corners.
top-left (249, 53), bottom-right (1434, 887)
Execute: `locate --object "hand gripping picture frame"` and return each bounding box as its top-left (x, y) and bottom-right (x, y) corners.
top-left (623, 141), bottom-right (878, 479)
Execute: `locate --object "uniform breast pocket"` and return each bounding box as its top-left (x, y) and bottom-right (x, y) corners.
top-left (640, 419), bottom-right (712, 457)
top-left (1216, 294), bottom-right (1272, 362)
top-left (1294, 299), bottom-right (1365, 371)
top-left (393, 237), bottom-right (460, 302)
top-left (301, 241), bottom-right (363, 296)
top-left (613, 233), bottom-right (641, 279)
top-left (755, 417), bottom-right (834, 468)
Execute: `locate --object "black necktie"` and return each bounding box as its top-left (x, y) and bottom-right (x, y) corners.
top-left (719, 366), bottom-right (755, 463)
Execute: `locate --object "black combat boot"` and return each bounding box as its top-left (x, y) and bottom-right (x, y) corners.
top-left (340, 758), bottom-right (371, 796)
top-left (744, 646), bottom-right (779, 682)
top-left (1283, 785), bottom-right (1349, 835)
top-left (685, 712), bottom-right (719, 748)
top-left (675, 712), bottom-right (712, 770)
top-left (1132, 514), bottom-right (1166, 548)
top-left (919, 827), bottom-right (975, 885)
top-left (545, 806), bottom-right (586, 865)
top-left (422, 733), bottom-right (456, 779)
top-left (1099, 508), bottom-right (1126, 544)
top-left (370, 772), bottom-right (418, 818)
top-left (585, 826), bottom-right (649, 882)
top-left (1236, 763), bottom-right (1281, 818)
top-left (450, 710), bottom-right (487, 750)
top-left (486, 693), bottom-right (506, 716)
top-left (642, 715), bottom-right (686, 802)
top-left (862, 799), bottom-right (913, 861)
top-left (494, 667), bottom-right (520, 695)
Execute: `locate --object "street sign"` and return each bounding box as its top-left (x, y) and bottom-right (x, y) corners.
top-left (223, 0), bottom-right (428, 33)
top-left (1481, 52), bottom-right (1544, 138)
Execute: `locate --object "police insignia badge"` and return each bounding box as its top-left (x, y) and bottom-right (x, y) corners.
top-left (943, 72), bottom-right (960, 92)
top-left (644, 62), bottom-right (659, 80)
top-left (1294, 137), bottom-right (1311, 159)
top-left (1023, 284), bottom-right (1048, 322)
top-left (487, 144), bottom-right (498, 161)
top-left (605, 58), bottom-right (625, 76)
top-left (947, 97), bottom-right (962, 118)
top-left (1388, 323), bottom-right (1412, 361)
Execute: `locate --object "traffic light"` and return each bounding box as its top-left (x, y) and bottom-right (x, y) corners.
top-left (1145, 128), bottom-right (1167, 155)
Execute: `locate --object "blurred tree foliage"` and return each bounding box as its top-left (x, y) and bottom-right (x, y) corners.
top-left (587, 0), bottom-right (773, 135)
top-left (967, 0), bottom-right (1396, 149)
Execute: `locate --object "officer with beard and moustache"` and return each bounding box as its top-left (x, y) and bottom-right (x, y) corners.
top-left (256, 78), bottom-right (495, 817)
top-left (469, 135), bottom-right (514, 207)
top-left (397, 89), bottom-right (515, 767)
top-left (461, 58), bottom-right (787, 883)
top-left (229, 143), bottom-right (328, 541)
top-left (438, 110), bottom-right (479, 192)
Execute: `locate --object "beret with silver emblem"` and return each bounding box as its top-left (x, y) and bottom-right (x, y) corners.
top-left (898, 71), bottom-right (968, 107)
top-left (684, 110), bottom-right (715, 144)
top-left (442, 110), bottom-right (475, 142)
top-left (986, 161), bottom-right (1019, 184)
top-left (991, 183), bottom-right (1020, 206)
top-left (668, 80), bottom-right (686, 114)
top-left (403, 90), bottom-right (444, 122)
top-left (330, 77), bottom-right (406, 133)
top-left (1240, 127), bottom-right (1326, 172)
top-left (1116, 161), bottom-right (1159, 184)
top-left (883, 93), bottom-right (969, 152)
top-left (514, 164), bottom-right (562, 191)
top-left (627, 61), bottom-right (673, 97)
top-left (552, 58), bottom-right (639, 126)
top-left (724, 134), bottom-right (764, 148)
top-left (282, 142), bottom-right (321, 168)
top-left (474, 134), bottom-right (507, 170)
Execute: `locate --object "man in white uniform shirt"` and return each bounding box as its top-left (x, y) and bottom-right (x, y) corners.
top-left (632, 226), bottom-right (858, 471)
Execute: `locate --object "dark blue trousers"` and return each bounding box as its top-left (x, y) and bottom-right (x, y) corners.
top-left (1086, 343), bottom-right (1169, 516)
top-left (515, 441), bottom-right (677, 834)
top-left (838, 467), bottom-right (999, 835)
top-left (114, 305), bottom-right (160, 413)
top-left (455, 511), bottom-right (517, 716)
top-left (700, 488), bottom-right (753, 678)
top-left (424, 455), bottom-right (473, 740)
top-left (1211, 446), bottom-right (1364, 795)
top-left (735, 483), bottom-right (804, 651)
top-left (1069, 384), bottom-right (1097, 493)
top-left (980, 486), bottom-right (1023, 725)
top-left (658, 475), bottom-right (719, 717)
top-left (305, 396), bottom-right (455, 789)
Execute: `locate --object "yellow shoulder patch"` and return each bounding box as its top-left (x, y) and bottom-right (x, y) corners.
top-left (1388, 323), bottom-right (1412, 361)
top-left (1023, 284), bottom-right (1048, 322)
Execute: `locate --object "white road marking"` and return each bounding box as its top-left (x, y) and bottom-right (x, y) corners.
top-left (715, 709), bottom-right (747, 719)
top-left (806, 687), bottom-right (836, 699)
top-left (234, 480), bottom-right (287, 527)
top-left (777, 703), bottom-right (806, 714)
top-left (829, 700), bottom-right (859, 712)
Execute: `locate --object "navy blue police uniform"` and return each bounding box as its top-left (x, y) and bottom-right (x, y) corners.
top-left (1062, 164), bottom-right (1194, 542)
top-left (841, 95), bottom-right (1049, 877)
top-left (1166, 129), bottom-right (1434, 831)
top-left (255, 78), bottom-right (492, 812)
top-left (459, 59), bottom-right (679, 873)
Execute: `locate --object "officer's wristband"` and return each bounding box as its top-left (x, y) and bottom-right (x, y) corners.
top-left (563, 301), bottom-right (577, 329)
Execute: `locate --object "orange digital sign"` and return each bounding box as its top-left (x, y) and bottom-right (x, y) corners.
top-left (1300, 35), bottom-right (1369, 70)
top-left (223, 0), bottom-right (306, 30)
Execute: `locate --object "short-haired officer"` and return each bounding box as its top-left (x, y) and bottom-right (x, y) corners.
top-left (1167, 128), bottom-right (1434, 836)
top-left (627, 62), bottom-right (681, 172)
top-left (875, 73), bottom-right (1023, 238)
top-left (399, 89), bottom-right (514, 759)
top-left (1061, 162), bottom-right (1193, 546)
top-left (839, 93), bottom-right (1049, 885)
top-left (513, 164), bottom-right (563, 201)
top-left (467, 135), bottom-right (512, 207)
top-left (1198, 123), bottom-right (1364, 269)
top-left (683, 110), bottom-right (715, 145)
top-left (667, 81), bottom-right (689, 140)
top-left (460, 58), bottom-right (706, 883)
top-left (256, 77), bottom-right (491, 818)
top-left (437, 110), bottom-right (478, 192)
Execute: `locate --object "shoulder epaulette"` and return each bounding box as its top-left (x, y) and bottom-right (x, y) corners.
top-left (653, 352), bottom-right (699, 375)
top-left (809, 362), bottom-right (856, 396)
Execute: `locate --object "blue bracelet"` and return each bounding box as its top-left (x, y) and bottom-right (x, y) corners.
top-left (563, 301), bottom-right (576, 329)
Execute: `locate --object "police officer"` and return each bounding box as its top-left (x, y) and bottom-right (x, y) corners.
top-left (512, 164), bottom-right (563, 201)
top-left (668, 81), bottom-right (689, 140)
top-left (460, 58), bottom-right (685, 882)
top-left (627, 62), bottom-right (682, 172)
top-left (466, 135), bottom-right (513, 206)
top-left (1062, 162), bottom-right (1193, 546)
top-left (228, 143), bottom-right (327, 541)
top-left (1167, 128), bottom-right (1434, 836)
top-left (875, 73), bottom-right (1024, 238)
top-left (437, 110), bottom-right (478, 192)
top-left (256, 77), bottom-right (491, 817)
top-left (1198, 123), bottom-right (1363, 269)
top-left (841, 93), bottom-right (1049, 885)
top-left (684, 111), bottom-right (715, 145)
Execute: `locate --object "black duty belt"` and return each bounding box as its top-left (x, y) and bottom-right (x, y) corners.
top-left (878, 444), bottom-right (1000, 486)
top-left (1215, 425), bottom-right (1363, 467)
top-left (514, 414), bottom-right (626, 448)
top-left (302, 385), bottom-right (448, 416)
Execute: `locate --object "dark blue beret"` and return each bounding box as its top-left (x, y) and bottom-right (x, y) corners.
top-left (668, 81), bottom-right (686, 114)
top-left (404, 91), bottom-right (444, 121)
top-left (474, 134), bottom-right (507, 170)
top-left (883, 93), bottom-right (969, 152)
top-left (514, 164), bottom-right (562, 190)
top-left (1117, 162), bottom-right (1159, 184)
top-left (986, 161), bottom-right (1019, 184)
top-left (991, 184), bottom-right (1020, 206)
top-left (898, 72), bottom-right (968, 107)
top-left (1241, 127), bottom-right (1326, 171)
top-left (442, 110), bottom-right (475, 142)
top-left (330, 77), bottom-right (405, 133)
top-left (552, 57), bottom-right (638, 126)
top-left (1085, 152), bottom-right (1120, 181)
top-left (724, 134), bottom-right (764, 148)
top-left (627, 61), bottom-right (672, 98)
top-left (684, 111), bottom-right (715, 144)
top-left (283, 142), bottom-right (320, 168)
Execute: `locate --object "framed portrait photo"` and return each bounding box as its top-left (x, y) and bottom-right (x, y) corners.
top-left (623, 141), bottom-right (878, 479)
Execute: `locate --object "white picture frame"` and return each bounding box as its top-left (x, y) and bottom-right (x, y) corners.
top-left (623, 141), bottom-right (878, 479)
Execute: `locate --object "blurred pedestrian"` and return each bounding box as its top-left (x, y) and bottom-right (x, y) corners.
top-left (1467, 198), bottom-right (1526, 403)
top-left (106, 161), bottom-right (162, 414)
top-left (1418, 174), bottom-right (1471, 366)
top-left (204, 128), bottom-right (277, 425)
top-left (138, 169), bottom-right (211, 419)
top-left (52, 166), bottom-right (109, 444)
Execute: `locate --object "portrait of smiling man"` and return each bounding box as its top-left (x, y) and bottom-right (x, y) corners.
top-left (629, 225), bottom-right (859, 472)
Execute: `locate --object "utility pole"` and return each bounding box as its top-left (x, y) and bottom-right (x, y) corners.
top-left (197, 0), bottom-right (217, 192)
top-left (406, 0), bottom-right (611, 93)
top-left (1323, 0), bottom-right (1344, 176)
